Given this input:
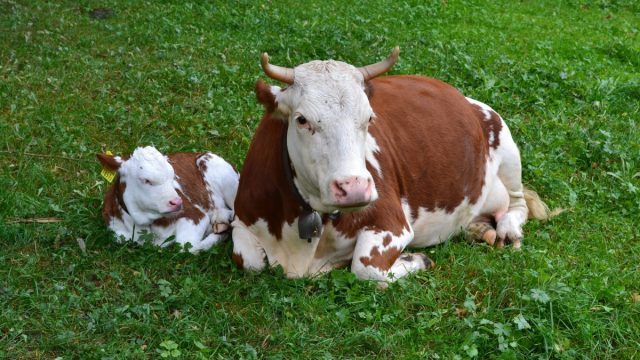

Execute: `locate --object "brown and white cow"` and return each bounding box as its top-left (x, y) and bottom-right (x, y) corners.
top-left (232, 48), bottom-right (549, 282)
top-left (98, 146), bottom-right (239, 253)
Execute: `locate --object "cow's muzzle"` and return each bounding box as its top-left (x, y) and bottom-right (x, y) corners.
top-left (329, 176), bottom-right (374, 208)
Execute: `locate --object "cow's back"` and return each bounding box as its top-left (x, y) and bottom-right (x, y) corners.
top-left (366, 75), bottom-right (489, 215)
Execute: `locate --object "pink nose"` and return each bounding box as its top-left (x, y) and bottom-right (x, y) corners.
top-left (330, 176), bottom-right (373, 207)
top-left (169, 197), bottom-right (183, 210)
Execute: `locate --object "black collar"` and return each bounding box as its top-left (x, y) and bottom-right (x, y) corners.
top-left (281, 124), bottom-right (325, 242)
top-left (281, 124), bottom-right (314, 213)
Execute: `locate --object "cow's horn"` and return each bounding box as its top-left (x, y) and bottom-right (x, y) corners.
top-left (358, 46), bottom-right (400, 81)
top-left (261, 53), bottom-right (294, 84)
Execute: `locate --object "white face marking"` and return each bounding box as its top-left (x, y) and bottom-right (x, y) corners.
top-left (118, 146), bottom-right (181, 225)
top-left (274, 60), bottom-right (379, 213)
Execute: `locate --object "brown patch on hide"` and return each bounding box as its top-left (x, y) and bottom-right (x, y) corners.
top-left (359, 246), bottom-right (401, 271)
top-left (153, 216), bottom-right (178, 228)
top-left (332, 183), bottom-right (409, 239)
top-left (232, 252), bottom-right (244, 269)
top-left (234, 114), bottom-right (301, 239)
top-left (366, 75), bottom-right (489, 216)
top-left (470, 103), bottom-right (503, 149)
top-left (382, 234), bottom-right (392, 247)
top-left (166, 152), bottom-right (210, 225)
top-left (196, 153), bottom-right (210, 174)
top-left (102, 179), bottom-right (126, 223)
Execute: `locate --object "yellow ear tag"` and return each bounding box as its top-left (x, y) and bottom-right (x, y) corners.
top-left (100, 150), bottom-right (117, 183)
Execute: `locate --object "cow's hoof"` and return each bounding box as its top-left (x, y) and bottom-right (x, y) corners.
top-left (213, 222), bottom-right (230, 234)
top-left (495, 235), bottom-right (522, 250)
top-left (400, 253), bottom-right (436, 270)
top-left (466, 221), bottom-right (497, 245)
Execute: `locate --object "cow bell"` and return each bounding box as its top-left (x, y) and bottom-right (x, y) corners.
top-left (298, 210), bottom-right (322, 242)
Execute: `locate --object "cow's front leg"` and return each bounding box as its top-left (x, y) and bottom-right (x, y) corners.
top-left (351, 228), bottom-right (434, 283)
top-left (231, 219), bottom-right (267, 271)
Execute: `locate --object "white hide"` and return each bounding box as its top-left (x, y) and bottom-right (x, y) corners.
top-left (273, 60), bottom-right (378, 213)
top-left (232, 218), bottom-right (357, 278)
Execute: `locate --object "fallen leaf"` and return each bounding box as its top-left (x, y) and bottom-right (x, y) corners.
top-left (76, 238), bottom-right (87, 256)
top-left (455, 307), bottom-right (468, 317)
top-left (7, 217), bottom-right (63, 224)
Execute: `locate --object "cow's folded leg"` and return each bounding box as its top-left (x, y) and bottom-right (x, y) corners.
top-left (351, 228), bottom-right (432, 283)
top-left (494, 128), bottom-right (529, 250)
top-left (231, 221), bottom-right (267, 271)
top-left (188, 233), bottom-right (227, 254)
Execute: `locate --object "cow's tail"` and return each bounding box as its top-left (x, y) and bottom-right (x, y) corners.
top-left (524, 187), bottom-right (562, 221)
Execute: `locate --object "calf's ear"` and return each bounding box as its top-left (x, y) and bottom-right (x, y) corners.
top-left (96, 153), bottom-right (123, 171)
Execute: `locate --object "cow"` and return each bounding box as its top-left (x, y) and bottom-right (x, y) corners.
top-left (97, 146), bottom-right (239, 253)
top-left (232, 47), bottom-right (550, 282)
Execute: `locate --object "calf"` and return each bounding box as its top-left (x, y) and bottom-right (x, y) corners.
top-left (98, 146), bottom-right (239, 253)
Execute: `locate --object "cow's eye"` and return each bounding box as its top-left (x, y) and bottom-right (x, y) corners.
top-left (143, 179), bottom-right (153, 185)
top-left (368, 116), bottom-right (374, 123)
top-left (296, 116), bottom-right (307, 126)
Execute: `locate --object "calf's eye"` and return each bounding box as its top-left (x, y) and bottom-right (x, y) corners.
top-left (296, 115), bottom-right (307, 126)
top-left (143, 179), bottom-right (153, 185)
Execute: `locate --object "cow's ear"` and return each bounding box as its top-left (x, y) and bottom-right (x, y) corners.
top-left (255, 80), bottom-right (288, 119)
top-left (97, 153), bottom-right (123, 171)
top-left (255, 80), bottom-right (277, 112)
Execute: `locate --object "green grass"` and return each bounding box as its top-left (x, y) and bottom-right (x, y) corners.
top-left (1, 0), bottom-right (639, 358)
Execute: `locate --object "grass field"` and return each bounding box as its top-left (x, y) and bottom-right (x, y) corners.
top-left (1, 0), bottom-right (639, 358)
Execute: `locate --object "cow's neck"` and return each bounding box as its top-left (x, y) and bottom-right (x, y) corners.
top-left (114, 175), bottom-right (130, 216)
top-left (281, 124), bottom-right (324, 242)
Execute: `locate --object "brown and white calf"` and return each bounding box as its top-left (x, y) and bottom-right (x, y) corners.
top-left (98, 146), bottom-right (239, 253)
top-left (232, 48), bottom-right (549, 282)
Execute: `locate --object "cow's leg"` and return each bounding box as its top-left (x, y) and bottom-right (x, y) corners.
top-left (211, 207), bottom-right (234, 233)
top-left (174, 215), bottom-right (214, 254)
top-left (231, 222), bottom-right (267, 271)
top-left (494, 125), bottom-right (528, 249)
top-left (351, 222), bottom-right (434, 283)
top-left (467, 177), bottom-right (509, 246)
top-left (190, 233), bottom-right (227, 253)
